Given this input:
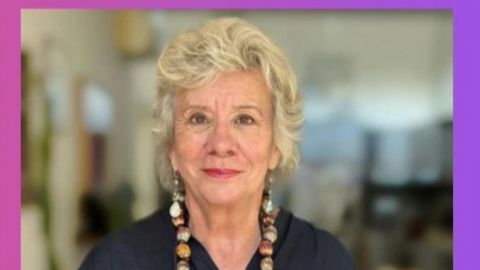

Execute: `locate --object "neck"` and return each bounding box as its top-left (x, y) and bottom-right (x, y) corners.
top-left (185, 192), bottom-right (262, 270)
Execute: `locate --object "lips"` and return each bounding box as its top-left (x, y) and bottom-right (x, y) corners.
top-left (202, 168), bottom-right (241, 179)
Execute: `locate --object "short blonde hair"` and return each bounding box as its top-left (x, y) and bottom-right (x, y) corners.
top-left (153, 17), bottom-right (303, 191)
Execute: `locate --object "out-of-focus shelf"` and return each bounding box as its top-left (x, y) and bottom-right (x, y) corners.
top-left (364, 181), bottom-right (452, 197)
top-left (362, 179), bottom-right (453, 228)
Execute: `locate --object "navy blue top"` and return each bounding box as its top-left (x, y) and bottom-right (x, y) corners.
top-left (79, 208), bottom-right (356, 270)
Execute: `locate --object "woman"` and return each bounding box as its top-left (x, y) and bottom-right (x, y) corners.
top-left (80, 17), bottom-right (355, 270)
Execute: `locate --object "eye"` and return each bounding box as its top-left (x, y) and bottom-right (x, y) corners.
top-left (234, 114), bottom-right (255, 125)
top-left (188, 113), bottom-right (209, 125)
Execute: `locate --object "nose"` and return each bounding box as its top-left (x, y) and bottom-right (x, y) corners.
top-left (207, 121), bottom-right (237, 158)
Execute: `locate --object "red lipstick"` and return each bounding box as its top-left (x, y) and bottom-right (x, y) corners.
top-left (202, 168), bottom-right (241, 179)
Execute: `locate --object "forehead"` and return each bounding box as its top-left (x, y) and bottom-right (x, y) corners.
top-left (176, 70), bottom-right (271, 106)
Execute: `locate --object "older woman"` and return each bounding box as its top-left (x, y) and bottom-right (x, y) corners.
top-left (80, 17), bottom-right (355, 270)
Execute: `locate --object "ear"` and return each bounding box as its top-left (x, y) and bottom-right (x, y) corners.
top-left (268, 147), bottom-right (280, 170)
top-left (168, 145), bottom-right (178, 171)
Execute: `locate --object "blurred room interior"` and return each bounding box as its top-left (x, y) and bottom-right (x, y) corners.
top-left (20, 10), bottom-right (452, 270)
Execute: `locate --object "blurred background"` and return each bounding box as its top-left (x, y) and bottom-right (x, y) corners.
top-left (21, 10), bottom-right (452, 270)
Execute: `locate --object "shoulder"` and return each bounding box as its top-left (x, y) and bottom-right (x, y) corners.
top-left (277, 209), bottom-right (356, 270)
top-left (79, 209), bottom-right (175, 270)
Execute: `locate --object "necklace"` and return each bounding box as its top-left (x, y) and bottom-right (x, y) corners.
top-left (169, 191), bottom-right (278, 270)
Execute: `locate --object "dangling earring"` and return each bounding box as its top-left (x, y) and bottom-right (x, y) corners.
top-left (169, 172), bottom-right (184, 219)
top-left (170, 171), bottom-right (185, 224)
top-left (262, 171), bottom-right (274, 214)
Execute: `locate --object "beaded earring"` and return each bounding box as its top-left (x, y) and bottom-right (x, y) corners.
top-left (262, 172), bottom-right (274, 214)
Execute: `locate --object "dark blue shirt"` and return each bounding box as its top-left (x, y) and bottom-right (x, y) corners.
top-left (79, 208), bottom-right (356, 270)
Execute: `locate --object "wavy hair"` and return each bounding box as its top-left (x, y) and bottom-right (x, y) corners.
top-left (152, 17), bottom-right (303, 191)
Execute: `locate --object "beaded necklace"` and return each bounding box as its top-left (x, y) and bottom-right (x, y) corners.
top-left (169, 182), bottom-right (277, 270)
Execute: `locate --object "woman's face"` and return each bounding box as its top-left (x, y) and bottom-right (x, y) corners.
top-left (169, 69), bottom-right (279, 207)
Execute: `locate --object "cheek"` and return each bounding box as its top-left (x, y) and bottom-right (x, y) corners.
top-left (236, 129), bottom-right (275, 163)
top-left (173, 128), bottom-right (207, 164)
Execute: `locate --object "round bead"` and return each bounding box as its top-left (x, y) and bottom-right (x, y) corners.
top-left (170, 201), bottom-right (182, 218)
top-left (172, 214), bottom-right (185, 227)
top-left (176, 243), bottom-right (191, 259)
top-left (259, 240), bottom-right (273, 256)
top-left (262, 199), bottom-right (273, 214)
top-left (262, 214), bottom-right (275, 226)
top-left (176, 260), bottom-right (190, 270)
top-left (177, 226), bottom-right (191, 242)
top-left (260, 257), bottom-right (274, 270)
top-left (263, 225), bottom-right (278, 243)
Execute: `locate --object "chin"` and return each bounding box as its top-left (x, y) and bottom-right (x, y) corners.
top-left (200, 186), bottom-right (251, 207)
top-left (206, 190), bottom-right (241, 205)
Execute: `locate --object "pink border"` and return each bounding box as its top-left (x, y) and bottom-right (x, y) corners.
top-left (0, 3), bottom-right (21, 269)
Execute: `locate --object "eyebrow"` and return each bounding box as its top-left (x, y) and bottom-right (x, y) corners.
top-left (182, 104), bottom-right (264, 117)
top-left (234, 105), bottom-right (264, 117)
